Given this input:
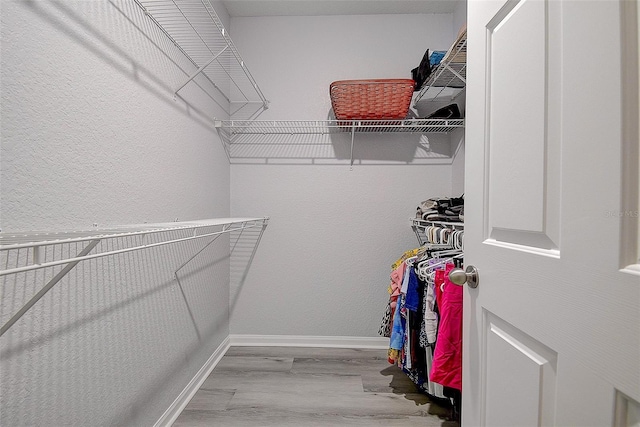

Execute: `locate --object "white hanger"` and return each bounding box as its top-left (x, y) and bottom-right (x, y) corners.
top-left (404, 255), bottom-right (418, 266)
top-left (430, 248), bottom-right (463, 258)
top-left (416, 253), bottom-right (464, 281)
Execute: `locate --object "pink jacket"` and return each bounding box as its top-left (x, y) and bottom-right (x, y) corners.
top-left (430, 263), bottom-right (463, 390)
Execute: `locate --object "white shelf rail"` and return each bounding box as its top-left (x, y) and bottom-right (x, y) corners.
top-left (0, 217), bottom-right (269, 337)
top-left (411, 217), bottom-right (464, 247)
top-left (413, 30), bottom-right (467, 105)
top-left (216, 119), bottom-right (465, 166)
top-left (134, 0), bottom-right (269, 114)
top-left (216, 119), bottom-right (465, 135)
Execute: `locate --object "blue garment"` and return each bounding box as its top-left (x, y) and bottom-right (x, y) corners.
top-left (389, 295), bottom-right (406, 350)
top-left (404, 267), bottom-right (420, 312)
top-left (430, 51), bottom-right (447, 66)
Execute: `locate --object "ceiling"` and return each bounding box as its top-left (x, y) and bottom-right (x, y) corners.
top-left (221, 0), bottom-right (463, 17)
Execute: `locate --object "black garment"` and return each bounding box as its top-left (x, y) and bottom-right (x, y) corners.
top-left (426, 104), bottom-right (462, 120)
top-left (411, 49), bottom-right (432, 91)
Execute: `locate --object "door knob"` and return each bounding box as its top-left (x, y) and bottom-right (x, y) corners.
top-left (448, 265), bottom-right (479, 288)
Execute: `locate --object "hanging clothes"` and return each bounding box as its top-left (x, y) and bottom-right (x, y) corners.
top-left (422, 265), bottom-right (439, 345)
top-left (404, 267), bottom-right (421, 312)
top-left (389, 294), bottom-right (406, 352)
top-left (379, 195), bottom-right (465, 417)
top-left (379, 257), bottom-right (409, 338)
top-left (381, 251), bottom-right (448, 399)
top-left (430, 263), bottom-right (463, 390)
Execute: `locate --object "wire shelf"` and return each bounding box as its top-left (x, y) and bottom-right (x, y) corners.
top-left (217, 119), bottom-right (465, 137)
top-left (0, 218), bottom-right (269, 263)
top-left (414, 30), bottom-right (467, 104)
top-left (0, 217), bottom-right (269, 337)
top-left (215, 120), bottom-right (464, 165)
top-left (411, 218), bottom-right (465, 229)
top-left (411, 218), bottom-right (464, 247)
top-left (135, 0), bottom-right (268, 114)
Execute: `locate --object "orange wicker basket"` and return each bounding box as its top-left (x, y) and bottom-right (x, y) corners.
top-left (329, 79), bottom-right (415, 120)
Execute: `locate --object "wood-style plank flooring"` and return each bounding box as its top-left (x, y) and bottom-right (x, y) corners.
top-left (173, 346), bottom-right (460, 427)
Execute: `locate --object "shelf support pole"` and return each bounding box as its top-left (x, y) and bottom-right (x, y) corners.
top-left (350, 123), bottom-right (356, 168)
top-left (175, 45), bottom-right (229, 94)
top-left (0, 239), bottom-right (101, 337)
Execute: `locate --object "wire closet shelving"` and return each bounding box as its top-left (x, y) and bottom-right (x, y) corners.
top-left (413, 29), bottom-right (467, 105)
top-left (134, 1), bottom-right (465, 164)
top-left (216, 119), bottom-right (465, 136)
top-left (411, 218), bottom-right (464, 247)
top-left (216, 119), bottom-right (465, 165)
top-left (134, 0), bottom-right (269, 116)
top-left (0, 217), bottom-right (269, 337)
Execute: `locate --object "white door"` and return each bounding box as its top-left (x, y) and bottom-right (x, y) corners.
top-left (464, 1), bottom-right (640, 426)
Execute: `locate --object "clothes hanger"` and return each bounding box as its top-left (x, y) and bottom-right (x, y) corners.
top-left (430, 248), bottom-right (463, 258)
top-left (404, 255), bottom-right (419, 266)
top-left (418, 243), bottom-right (452, 259)
top-left (417, 257), bottom-right (451, 281)
top-left (416, 255), bottom-right (450, 276)
top-left (417, 253), bottom-right (463, 279)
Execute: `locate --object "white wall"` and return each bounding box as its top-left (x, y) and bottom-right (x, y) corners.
top-left (453, 0), bottom-right (468, 34)
top-left (451, 1), bottom-right (467, 197)
top-left (231, 165), bottom-right (452, 336)
top-left (452, 133), bottom-right (466, 196)
top-left (1, 1), bottom-right (231, 425)
top-left (229, 14), bottom-right (459, 336)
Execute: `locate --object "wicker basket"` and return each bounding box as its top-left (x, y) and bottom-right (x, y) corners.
top-left (329, 79), bottom-right (415, 120)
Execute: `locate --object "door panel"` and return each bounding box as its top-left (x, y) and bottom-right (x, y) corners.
top-left (483, 311), bottom-right (557, 427)
top-left (466, 1), bottom-right (640, 426)
top-left (615, 392), bottom-right (640, 427)
top-left (620, 0), bottom-right (640, 272)
top-left (485, 0), bottom-right (561, 252)
top-left (487, 0), bottom-right (546, 235)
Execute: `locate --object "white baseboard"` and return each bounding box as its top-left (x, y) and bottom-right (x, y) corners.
top-left (229, 334), bottom-right (389, 349)
top-left (153, 336), bottom-right (231, 427)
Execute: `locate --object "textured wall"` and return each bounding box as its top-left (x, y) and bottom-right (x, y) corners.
top-left (230, 165), bottom-right (453, 336)
top-left (452, 132), bottom-right (466, 196)
top-left (453, 0), bottom-right (468, 34)
top-left (229, 14), bottom-right (459, 336)
top-left (1, 1), bottom-right (231, 425)
top-left (0, 0), bottom-right (231, 231)
top-left (451, 0), bottom-right (468, 197)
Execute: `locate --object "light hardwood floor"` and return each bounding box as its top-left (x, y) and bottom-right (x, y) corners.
top-left (173, 346), bottom-right (460, 427)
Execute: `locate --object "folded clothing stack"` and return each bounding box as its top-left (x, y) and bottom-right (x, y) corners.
top-left (416, 196), bottom-right (464, 222)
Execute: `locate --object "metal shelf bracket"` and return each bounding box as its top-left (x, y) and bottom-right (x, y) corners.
top-left (175, 45), bottom-right (229, 94)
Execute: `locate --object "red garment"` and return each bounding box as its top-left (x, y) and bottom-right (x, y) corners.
top-left (430, 263), bottom-right (463, 390)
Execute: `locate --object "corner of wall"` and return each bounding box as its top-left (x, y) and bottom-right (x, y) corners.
top-left (451, 130), bottom-right (466, 196)
top-left (453, 0), bottom-right (468, 34)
